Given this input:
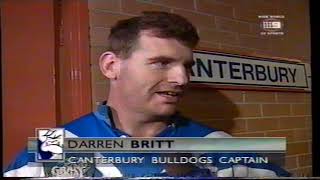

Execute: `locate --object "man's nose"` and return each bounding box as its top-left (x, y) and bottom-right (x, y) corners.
top-left (168, 65), bottom-right (190, 86)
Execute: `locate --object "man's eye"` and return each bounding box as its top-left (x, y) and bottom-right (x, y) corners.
top-left (152, 61), bottom-right (170, 68)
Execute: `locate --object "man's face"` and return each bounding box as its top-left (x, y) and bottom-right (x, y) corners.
top-left (115, 32), bottom-right (194, 117)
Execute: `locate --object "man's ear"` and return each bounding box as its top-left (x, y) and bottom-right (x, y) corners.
top-left (99, 52), bottom-right (120, 79)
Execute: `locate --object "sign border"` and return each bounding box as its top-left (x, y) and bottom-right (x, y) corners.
top-left (191, 50), bottom-right (309, 89)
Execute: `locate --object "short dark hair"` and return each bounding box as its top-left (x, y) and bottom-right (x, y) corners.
top-left (106, 11), bottom-right (199, 59)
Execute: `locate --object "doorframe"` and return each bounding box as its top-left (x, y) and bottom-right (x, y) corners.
top-left (58, 0), bottom-right (92, 124)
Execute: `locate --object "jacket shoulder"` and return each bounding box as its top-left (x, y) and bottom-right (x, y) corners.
top-left (61, 113), bottom-right (114, 137)
top-left (173, 115), bottom-right (231, 137)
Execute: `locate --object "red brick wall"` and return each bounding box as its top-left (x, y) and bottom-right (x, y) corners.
top-left (88, 0), bottom-right (311, 176)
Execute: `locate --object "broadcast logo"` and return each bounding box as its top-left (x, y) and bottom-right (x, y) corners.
top-left (36, 128), bottom-right (65, 162)
top-left (258, 15), bottom-right (285, 35)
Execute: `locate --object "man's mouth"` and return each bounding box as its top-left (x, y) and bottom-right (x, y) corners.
top-left (156, 90), bottom-right (182, 96)
top-left (157, 91), bottom-right (180, 96)
top-left (155, 91), bottom-right (183, 103)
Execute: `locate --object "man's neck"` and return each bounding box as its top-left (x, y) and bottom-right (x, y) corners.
top-left (107, 102), bottom-right (169, 137)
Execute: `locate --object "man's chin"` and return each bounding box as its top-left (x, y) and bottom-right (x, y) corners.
top-left (152, 105), bottom-right (177, 117)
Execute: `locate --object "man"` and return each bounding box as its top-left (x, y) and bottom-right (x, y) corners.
top-left (4, 11), bottom-right (290, 178)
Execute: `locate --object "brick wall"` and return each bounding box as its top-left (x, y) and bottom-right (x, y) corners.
top-left (88, 0), bottom-right (311, 176)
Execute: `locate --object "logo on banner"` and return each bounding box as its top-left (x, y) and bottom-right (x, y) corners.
top-left (36, 128), bottom-right (64, 162)
top-left (258, 15), bottom-right (284, 35)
